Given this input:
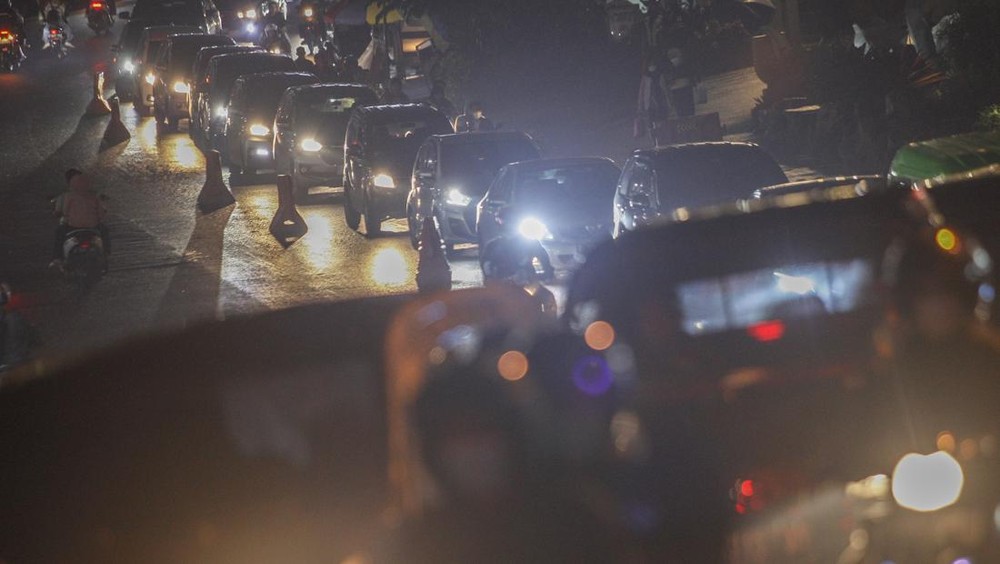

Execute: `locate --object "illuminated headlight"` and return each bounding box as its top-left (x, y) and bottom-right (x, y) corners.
top-left (445, 188), bottom-right (472, 207)
top-left (245, 22), bottom-right (256, 33)
top-left (518, 217), bottom-right (552, 241)
top-left (246, 8), bottom-right (256, 18)
top-left (254, 147), bottom-right (269, 156)
top-left (249, 124), bottom-right (270, 136)
top-left (372, 173), bottom-right (395, 189)
top-left (144, 73), bottom-right (155, 85)
top-left (121, 59), bottom-right (134, 73)
top-left (172, 81), bottom-right (190, 94)
top-left (303, 7), bottom-right (313, 17)
top-left (215, 106), bottom-right (227, 119)
top-left (300, 138), bottom-right (322, 152)
top-left (892, 451), bottom-right (964, 512)
top-left (237, 9), bottom-right (244, 17)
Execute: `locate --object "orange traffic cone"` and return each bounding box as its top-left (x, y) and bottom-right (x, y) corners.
top-left (85, 71), bottom-right (112, 116)
top-left (99, 97), bottom-right (130, 152)
top-left (415, 217), bottom-right (451, 293)
top-left (270, 174), bottom-right (307, 246)
top-left (197, 150), bottom-right (236, 213)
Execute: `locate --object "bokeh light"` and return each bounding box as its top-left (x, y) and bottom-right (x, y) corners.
top-left (935, 228), bottom-right (958, 253)
top-left (497, 350), bottom-right (529, 381)
top-left (937, 431), bottom-right (956, 453)
top-left (584, 320), bottom-right (615, 351)
top-left (571, 355), bottom-right (613, 396)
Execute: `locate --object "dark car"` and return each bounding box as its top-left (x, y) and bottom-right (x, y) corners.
top-left (120, 0), bottom-right (222, 35)
top-left (113, 20), bottom-right (203, 101)
top-left (132, 25), bottom-right (204, 115)
top-left (476, 157), bottom-right (621, 281)
top-left (273, 83), bottom-right (379, 202)
top-left (151, 33), bottom-right (235, 131)
top-left (188, 44), bottom-right (262, 138)
top-left (342, 104), bottom-right (453, 237)
top-left (566, 185), bottom-right (997, 561)
top-left (199, 52), bottom-right (295, 152)
top-left (611, 142), bottom-right (788, 237)
top-left (406, 131), bottom-right (541, 250)
top-left (224, 71), bottom-right (319, 176)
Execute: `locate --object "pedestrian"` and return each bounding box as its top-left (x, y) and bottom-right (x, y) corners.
top-left (453, 101), bottom-right (494, 133)
top-left (51, 169), bottom-right (110, 267)
top-left (293, 46), bottom-right (315, 72)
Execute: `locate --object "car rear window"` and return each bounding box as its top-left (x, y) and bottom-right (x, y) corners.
top-left (513, 162), bottom-right (619, 202)
top-left (212, 57), bottom-right (294, 100)
top-left (652, 147), bottom-right (788, 211)
top-left (170, 38), bottom-right (232, 76)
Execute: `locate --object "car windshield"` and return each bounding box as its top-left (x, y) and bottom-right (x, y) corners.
top-left (513, 162), bottom-right (619, 205)
top-left (169, 39), bottom-right (231, 76)
top-left (144, 39), bottom-right (165, 61)
top-left (299, 95), bottom-right (372, 142)
top-left (651, 147), bottom-right (788, 211)
top-left (442, 139), bottom-right (539, 190)
top-left (369, 118), bottom-right (448, 154)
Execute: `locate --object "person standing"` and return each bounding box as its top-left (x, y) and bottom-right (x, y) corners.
top-left (453, 101), bottom-right (494, 133)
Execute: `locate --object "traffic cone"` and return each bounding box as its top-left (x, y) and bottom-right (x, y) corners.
top-left (415, 217), bottom-right (451, 293)
top-left (99, 97), bottom-right (130, 152)
top-left (85, 71), bottom-right (112, 116)
top-left (197, 150), bottom-right (236, 213)
top-left (270, 174), bottom-right (307, 247)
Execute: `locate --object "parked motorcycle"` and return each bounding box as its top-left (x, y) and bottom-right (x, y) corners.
top-left (0, 28), bottom-right (22, 72)
top-left (86, 0), bottom-right (113, 36)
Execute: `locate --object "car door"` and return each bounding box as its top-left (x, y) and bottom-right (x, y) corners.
top-left (477, 167), bottom-right (513, 245)
top-left (225, 81), bottom-right (246, 161)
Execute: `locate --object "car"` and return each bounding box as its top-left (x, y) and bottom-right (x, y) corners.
top-left (198, 52), bottom-right (295, 153)
top-left (119, 0), bottom-right (222, 35)
top-left (272, 83), bottom-right (379, 202)
top-left (476, 157), bottom-right (621, 281)
top-left (224, 71), bottom-right (319, 176)
top-left (611, 142), bottom-right (788, 237)
top-left (566, 184), bottom-right (998, 561)
top-left (751, 175), bottom-right (884, 199)
top-left (151, 33), bottom-right (235, 131)
top-left (342, 104), bottom-right (453, 237)
top-left (889, 131), bottom-right (1000, 185)
top-left (113, 17), bottom-right (205, 99)
top-left (188, 44), bottom-right (262, 139)
top-left (132, 25), bottom-right (204, 115)
top-left (406, 131), bottom-right (541, 250)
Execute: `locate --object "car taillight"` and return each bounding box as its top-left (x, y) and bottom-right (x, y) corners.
top-left (747, 320), bottom-right (785, 342)
top-left (50, 28), bottom-right (59, 35)
top-left (91, 2), bottom-right (103, 8)
top-left (79, 240), bottom-right (91, 249)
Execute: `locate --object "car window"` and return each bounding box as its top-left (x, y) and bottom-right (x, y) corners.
top-left (490, 168), bottom-right (513, 202)
top-left (617, 159), bottom-right (635, 196)
top-left (652, 147), bottom-right (787, 211)
top-left (626, 161), bottom-right (656, 205)
top-left (511, 162), bottom-right (620, 205)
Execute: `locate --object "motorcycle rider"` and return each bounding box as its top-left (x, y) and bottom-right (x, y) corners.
top-left (42, 1), bottom-right (74, 49)
top-left (85, 0), bottom-right (115, 32)
top-left (260, 0), bottom-right (289, 53)
top-left (51, 169), bottom-right (110, 268)
top-left (0, 12), bottom-right (26, 60)
top-left (293, 45), bottom-right (314, 71)
top-left (0, 282), bottom-right (36, 371)
top-left (296, 0), bottom-right (323, 54)
top-left (0, 0), bottom-right (25, 47)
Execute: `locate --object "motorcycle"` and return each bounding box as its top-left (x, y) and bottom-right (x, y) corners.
top-left (47, 25), bottom-right (67, 59)
top-left (60, 228), bottom-right (107, 285)
top-left (260, 22), bottom-right (290, 55)
top-left (298, 3), bottom-right (322, 54)
top-left (86, 1), bottom-right (113, 36)
top-left (0, 29), bottom-right (22, 72)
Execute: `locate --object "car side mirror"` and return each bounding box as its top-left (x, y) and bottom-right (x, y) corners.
top-left (118, 10), bottom-right (129, 18)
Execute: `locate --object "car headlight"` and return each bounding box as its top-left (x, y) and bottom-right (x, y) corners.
top-left (372, 173), bottom-right (395, 189)
top-left (121, 59), bottom-right (134, 73)
top-left (303, 7), bottom-right (313, 17)
top-left (445, 188), bottom-right (472, 207)
top-left (237, 9), bottom-right (244, 17)
top-left (249, 124), bottom-right (270, 136)
top-left (172, 81), bottom-right (190, 94)
top-left (144, 73), bottom-right (155, 85)
top-left (246, 8), bottom-right (256, 18)
top-left (245, 22), bottom-right (257, 32)
top-left (300, 138), bottom-right (322, 152)
top-left (891, 451), bottom-right (964, 512)
top-left (215, 105), bottom-right (228, 119)
top-left (518, 217), bottom-right (552, 241)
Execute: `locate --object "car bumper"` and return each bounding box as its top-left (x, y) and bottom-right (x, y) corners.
top-left (369, 187), bottom-right (407, 219)
top-left (438, 202), bottom-right (478, 244)
top-left (295, 152), bottom-right (343, 185)
top-left (244, 138), bottom-right (274, 168)
top-left (167, 92), bottom-right (190, 119)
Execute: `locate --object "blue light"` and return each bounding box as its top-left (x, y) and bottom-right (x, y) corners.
top-left (571, 355), bottom-right (613, 397)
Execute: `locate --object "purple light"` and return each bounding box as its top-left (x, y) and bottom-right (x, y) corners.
top-left (571, 355), bottom-right (613, 397)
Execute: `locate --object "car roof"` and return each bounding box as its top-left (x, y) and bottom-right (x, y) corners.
top-left (433, 131), bottom-right (534, 146)
top-left (890, 131), bottom-right (1000, 181)
top-left (234, 71), bottom-right (316, 87)
top-left (354, 103), bottom-right (448, 123)
top-left (209, 51), bottom-right (291, 70)
top-left (502, 156), bottom-right (618, 171)
top-left (166, 33), bottom-right (231, 47)
top-left (288, 83), bottom-right (377, 100)
top-left (140, 25), bottom-right (203, 39)
top-left (631, 141), bottom-right (766, 159)
top-left (752, 175), bottom-right (885, 199)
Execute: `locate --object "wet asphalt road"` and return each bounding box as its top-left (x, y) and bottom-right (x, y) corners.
top-left (0, 8), bottom-right (483, 361)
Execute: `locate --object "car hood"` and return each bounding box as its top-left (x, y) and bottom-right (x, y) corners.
top-left (524, 197), bottom-right (613, 239)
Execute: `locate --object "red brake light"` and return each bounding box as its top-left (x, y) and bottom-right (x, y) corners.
top-left (50, 28), bottom-right (59, 34)
top-left (79, 240), bottom-right (91, 249)
top-left (747, 320), bottom-right (785, 342)
top-left (91, 2), bottom-right (103, 8)
top-left (740, 480), bottom-right (755, 497)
